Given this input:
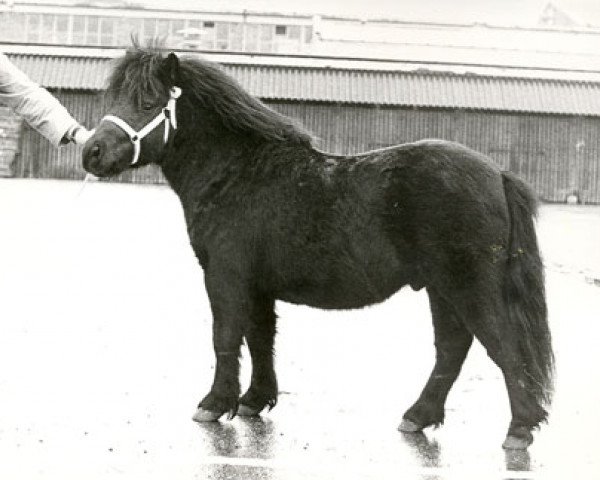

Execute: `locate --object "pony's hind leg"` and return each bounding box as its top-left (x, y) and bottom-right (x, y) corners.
top-left (400, 288), bottom-right (473, 433)
top-left (446, 282), bottom-right (548, 449)
top-left (238, 296), bottom-right (279, 416)
top-left (469, 316), bottom-right (548, 449)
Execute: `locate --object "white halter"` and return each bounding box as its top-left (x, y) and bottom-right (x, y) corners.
top-left (101, 86), bottom-right (182, 165)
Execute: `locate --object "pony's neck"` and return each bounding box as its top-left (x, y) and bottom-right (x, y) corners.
top-left (159, 128), bottom-right (252, 197)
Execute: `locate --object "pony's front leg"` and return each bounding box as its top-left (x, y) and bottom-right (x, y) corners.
top-left (192, 272), bottom-right (247, 422)
top-left (238, 296), bottom-right (278, 416)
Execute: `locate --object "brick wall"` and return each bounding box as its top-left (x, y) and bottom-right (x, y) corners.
top-left (0, 107), bottom-right (23, 177)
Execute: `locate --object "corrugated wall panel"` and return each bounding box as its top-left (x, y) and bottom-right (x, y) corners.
top-left (269, 103), bottom-right (600, 203)
top-left (8, 93), bottom-right (600, 203)
top-left (0, 107), bottom-right (23, 177)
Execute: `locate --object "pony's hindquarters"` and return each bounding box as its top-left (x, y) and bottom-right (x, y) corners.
top-left (388, 142), bottom-right (553, 448)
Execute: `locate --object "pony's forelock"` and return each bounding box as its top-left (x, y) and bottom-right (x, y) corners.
top-left (105, 42), bottom-right (168, 109)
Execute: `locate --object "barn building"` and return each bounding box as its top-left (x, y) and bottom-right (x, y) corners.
top-left (2, 2), bottom-right (600, 203)
top-left (1, 41), bottom-right (600, 204)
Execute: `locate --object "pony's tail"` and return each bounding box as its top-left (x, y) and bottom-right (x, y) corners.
top-left (501, 171), bottom-right (554, 407)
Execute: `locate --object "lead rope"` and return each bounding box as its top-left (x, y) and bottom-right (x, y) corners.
top-left (76, 172), bottom-right (96, 198)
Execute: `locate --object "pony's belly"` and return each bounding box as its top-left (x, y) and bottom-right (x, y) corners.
top-left (278, 292), bottom-right (383, 310)
top-left (275, 278), bottom-right (407, 310)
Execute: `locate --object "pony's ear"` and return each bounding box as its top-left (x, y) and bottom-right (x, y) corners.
top-left (163, 52), bottom-right (180, 86)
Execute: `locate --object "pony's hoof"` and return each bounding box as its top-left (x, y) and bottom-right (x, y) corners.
top-left (502, 435), bottom-right (532, 450)
top-left (192, 408), bottom-right (224, 422)
top-left (237, 404), bottom-right (262, 417)
top-left (398, 418), bottom-right (423, 433)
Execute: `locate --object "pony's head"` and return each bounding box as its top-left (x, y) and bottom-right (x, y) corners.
top-left (83, 44), bottom-right (314, 177)
top-left (83, 46), bottom-right (181, 177)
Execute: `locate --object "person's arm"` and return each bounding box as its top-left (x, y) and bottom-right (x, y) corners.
top-left (0, 52), bottom-right (92, 146)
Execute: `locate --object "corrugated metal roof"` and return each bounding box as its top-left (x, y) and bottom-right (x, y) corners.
top-left (6, 52), bottom-right (600, 116)
top-left (9, 54), bottom-right (112, 91)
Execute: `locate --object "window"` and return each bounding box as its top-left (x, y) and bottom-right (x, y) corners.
top-left (156, 19), bottom-right (169, 38)
top-left (143, 18), bottom-right (156, 42)
top-left (117, 17), bottom-right (142, 46)
top-left (0, 12), bottom-right (27, 42)
top-left (72, 15), bottom-right (85, 44)
top-left (216, 22), bottom-right (229, 50)
top-left (229, 22), bottom-right (243, 51)
top-left (86, 16), bottom-right (99, 45)
top-left (200, 21), bottom-right (216, 49)
top-left (26, 14), bottom-right (41, 42)
top-left (244, 23), bottom-right (259, 52)
top-left (100, 17), bottom-right (115, 46)
top-left (170, 19), bottom-right (184, 35)
top-left (273, 24), bottom-right (303, 52)
top-left (288, 25), bottom-right (300, 39)
top-left (179, 20), bottom-right (202, 49)
top-left (55, 15), bottom-right (69, 44)
top-left (169, 19), bottom-right (185, 48)
top-left (42, 14), bottom-right (55, 42)
top-left (303, 26), bottom-right (313, 43)
top-left (275, 25), bottom-right (287, 35)
top-left (259, 24), bottom-right (273, 52)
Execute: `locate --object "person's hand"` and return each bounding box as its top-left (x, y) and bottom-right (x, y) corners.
top-left (73, 127), bottom-right (95, 145)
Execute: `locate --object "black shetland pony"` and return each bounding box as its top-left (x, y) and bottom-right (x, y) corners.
top-left (82, 45), bottom-right (554, 450)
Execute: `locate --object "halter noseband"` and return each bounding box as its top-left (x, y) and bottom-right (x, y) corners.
top-left (101, 86), bottom-right (182, 165)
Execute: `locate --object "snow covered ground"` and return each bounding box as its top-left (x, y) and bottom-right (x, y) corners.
top-left (0, 178), bottom-right (599, 480)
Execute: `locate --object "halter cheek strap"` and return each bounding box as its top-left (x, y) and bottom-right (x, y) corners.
top-left (101, 86), bottom-right (182, 165)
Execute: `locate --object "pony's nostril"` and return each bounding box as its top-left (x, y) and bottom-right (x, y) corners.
top-left (83, 141), bottom-right (104, 172)
top-left (90, 143), bottom-right (101, 158)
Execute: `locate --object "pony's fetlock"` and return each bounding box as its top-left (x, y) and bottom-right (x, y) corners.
top-left (196, 391), bottom-right (239, 420)
top-left (239, 386), bottom-right (278, 416)
top-left (398, 418), bottom-right (423, 433)
top-left (503, 425), bottom-right (534, 450)
top-left (401, 404), bottom-right (445, 432)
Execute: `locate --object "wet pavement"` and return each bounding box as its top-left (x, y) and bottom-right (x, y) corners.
top-left (1, 179), bottom-right (599, 479)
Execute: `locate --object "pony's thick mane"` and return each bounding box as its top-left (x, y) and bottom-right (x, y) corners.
top-left (106, 43), bottom-right (314, 146)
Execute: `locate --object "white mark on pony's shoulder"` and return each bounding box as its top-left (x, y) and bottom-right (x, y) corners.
top-left (321, 157), bottom-right (339, 183)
